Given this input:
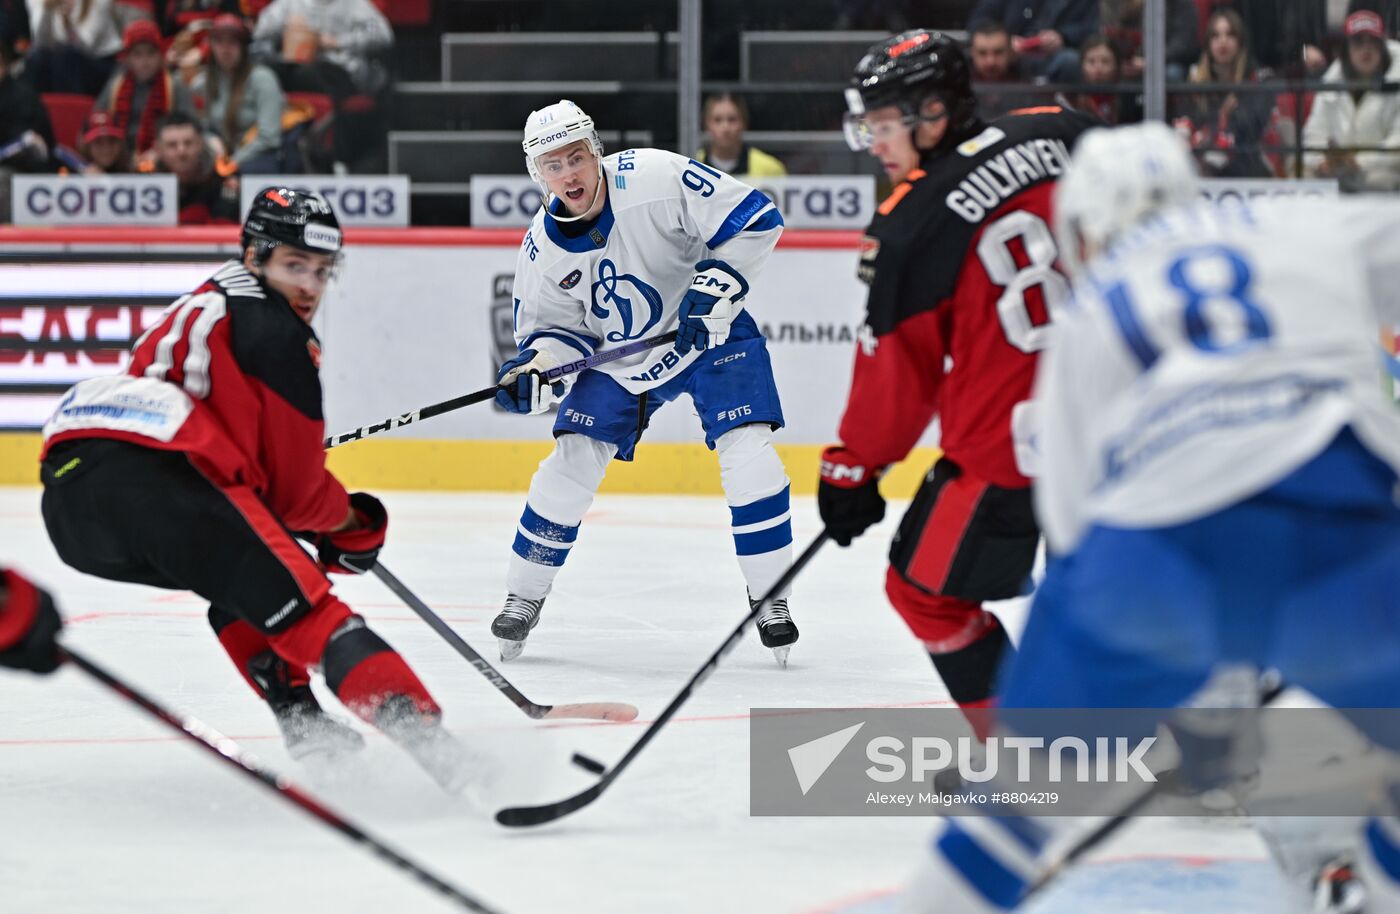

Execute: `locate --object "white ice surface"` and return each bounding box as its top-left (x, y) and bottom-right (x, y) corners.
top-left (0, 488), bottom-right (1287, 914)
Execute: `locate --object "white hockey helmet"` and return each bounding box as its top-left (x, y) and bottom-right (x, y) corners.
top-left (522, 99), bottom-right (603, 177)
top-left (1054, 122), bottom-right (1200, 275)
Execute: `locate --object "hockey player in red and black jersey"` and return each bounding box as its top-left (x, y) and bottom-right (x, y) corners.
top-left (818, 30), bottom-right (1095, 735)
top-left (38, 189), bottom-right (476, 791)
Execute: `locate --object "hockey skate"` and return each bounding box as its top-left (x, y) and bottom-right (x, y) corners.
top-left (1313, 856), bottom-right (1366, 914)
top-left (751, 596), bottom-right (798, 668)
top-left (492, 594), bottom-right (545, 661)
top-left (272, 692), bottom-right (366, 762)
top-left (375, 695), bottom-right (488, 798)
top-left (249, 651), bottom-right (365, 763)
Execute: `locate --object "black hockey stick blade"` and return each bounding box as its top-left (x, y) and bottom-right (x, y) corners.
top-left (372, 562), bottom-right (639, 723)
top-left (325, 330), bottom-right (679, 448)
top-left (495, 531), bottom-right (831, 828)
top-left (61, 646), bottom-right (506, 914)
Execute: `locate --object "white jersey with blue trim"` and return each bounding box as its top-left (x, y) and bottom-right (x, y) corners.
top-left (510, 147), bottom-right (783, 394)
top-left (1036, 197), bottom-right (1400, 554)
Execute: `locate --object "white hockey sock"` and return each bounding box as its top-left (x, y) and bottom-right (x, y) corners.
top-left (506, 434), bottom-right (616, 600)
top-left (899, 816), bottom-right (1050, 914)
top-left (716, 425), bottom-right (793, 599)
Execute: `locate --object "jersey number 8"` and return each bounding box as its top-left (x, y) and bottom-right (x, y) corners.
top-left (976, 211), bottom-right (1070, 354)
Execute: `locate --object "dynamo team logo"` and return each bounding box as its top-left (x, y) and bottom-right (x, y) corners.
top-left (590, 258), bottom-right (663, 343)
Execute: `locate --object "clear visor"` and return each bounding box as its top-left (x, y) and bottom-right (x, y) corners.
top-left (534, 145), bottom-right (596, 182)
top-left (264, 251), bottom-right (339, 288)
top-left (842, 109), bottom-right (949, 151)
top-left (842, 111), bottom-right (919, 151)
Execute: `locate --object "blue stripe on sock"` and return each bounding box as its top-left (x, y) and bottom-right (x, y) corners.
top-left (734, 519), bottom-right (792, 556)
top-left (936, 823), bottom-right (1026, 910)
top-left (985, 815), bottom-right (1047, 856)
top-left (730, 486), bottom-right (790, 527)
top-left (512, 531), bottom-right (569, 566)
top-left (1368, 818), bottom-right (1400, 883)
top-left (521, 504), bottom-right (579, 544)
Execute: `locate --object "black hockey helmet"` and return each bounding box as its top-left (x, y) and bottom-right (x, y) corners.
top-left (844, 29), bottom-right (977, 151)
top-left (241, 186), bottom-right (343, 264)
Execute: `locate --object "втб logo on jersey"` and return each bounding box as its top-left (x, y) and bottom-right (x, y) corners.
top-left (590, 258), bottom-right (663, 342)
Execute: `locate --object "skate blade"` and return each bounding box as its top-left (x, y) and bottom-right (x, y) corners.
top-left (498, 637), bottom-right (525, 662)
top-left (771, 645), bottom-right (791, 668)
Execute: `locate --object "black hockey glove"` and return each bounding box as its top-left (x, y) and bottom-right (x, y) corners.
top-left (818, 446), bottom-right (886, 547)
top-left (0, 569), bottom-right (64, 674)
top-left (317, 492), bottom-right (388, 574)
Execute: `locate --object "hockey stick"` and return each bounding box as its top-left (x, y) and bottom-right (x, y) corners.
top-left (324, 330), bottom-right (679, 448)
top-left (494, 530), bottom-right (831, 827)
top-left (1021, 678), bottom-right (1288, 901)
top-left (371, 562), bottom-right (639, 722)
top-left (60, 646), bottom-right (506, 914)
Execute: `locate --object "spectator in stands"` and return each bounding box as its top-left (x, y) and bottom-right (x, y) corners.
top-left (968, 20), bottom-right (1045, 118)
top-left (251, 0), bottom-right (391, 94)
top-left (194, 14), bottom-right (283, 173)
top-left (967, 0), bottom-right (1098, 83)
top-left (149, 110), bottom-right (239, 223)
top-left (24, 0), bottom-right (123, 94)
top-left (75, 109), bottom-right (129, 173)
top-left (694, 93), bottom-right (786, 179)
top-left (1172, 7), bottom-right (1278, 177)
top-left (1303, 8), bottom-right (1400, 191)
top-left (1070, 33), bottom-right (1142, 124)
top-left (971, 20), bottom-right (1021, 82)
top-left (1, 0), bottom-right (31, 51)
top-left (157, 0), bottom-right (243, 37)
top-left (250, 0), bottom-right (391, 169)
top-left (1223, 0), bottom-right (1329, 76)
top-left (1349, 0), bottom-right (1400, 38)
top-left (0, 38), bottom-right (54, 171)
top-left (1102, 0), bottom-right (1198, 82)
top-left (96, 19), bottom-right (196, 162)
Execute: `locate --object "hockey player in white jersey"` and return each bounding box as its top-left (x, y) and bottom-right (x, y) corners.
top-left (490, 100), bottom-right (797, 665)
top-left (899, 123), bottom-right (1400, 912)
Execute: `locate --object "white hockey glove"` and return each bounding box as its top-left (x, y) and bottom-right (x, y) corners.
top-left (495, 348), bottom-right (570, 415)
top-left (676, 259), bottom-right (748, 355)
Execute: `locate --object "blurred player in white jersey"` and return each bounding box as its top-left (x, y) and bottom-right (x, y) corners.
top-left (490, 100), bottom-right (797, 666)
top-left (901, 123), bottom-right (1400, 912)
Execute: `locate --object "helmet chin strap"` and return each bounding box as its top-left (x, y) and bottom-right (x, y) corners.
top-left (542, 160), bottom-right (605, 223)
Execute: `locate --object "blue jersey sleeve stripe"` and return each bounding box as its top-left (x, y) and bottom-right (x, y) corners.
top-left (1102, 283), bottom-right (1160, 370)
top-left (706, 189), bottom-right (775, 249)
top-left (521, 330), bottom-right (597, 358)
top-left (742, 207), bottom-right (784, 235)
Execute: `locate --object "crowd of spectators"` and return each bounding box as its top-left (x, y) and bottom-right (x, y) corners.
top-left (0, 0), bottom-right (393, 222)
top-left (5, 0), bottom-right (1400, 226)
top-left (963, 0), bottom-right (1400, 187)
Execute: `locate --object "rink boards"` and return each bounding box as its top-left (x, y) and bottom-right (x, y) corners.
top-left (0, 227), bottom-right (937, 494)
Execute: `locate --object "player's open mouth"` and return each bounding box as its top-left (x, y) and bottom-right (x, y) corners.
top-left (564, 187), bottom-right (586, 202)
top-left (293, 301), bottom-right (314, 321)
